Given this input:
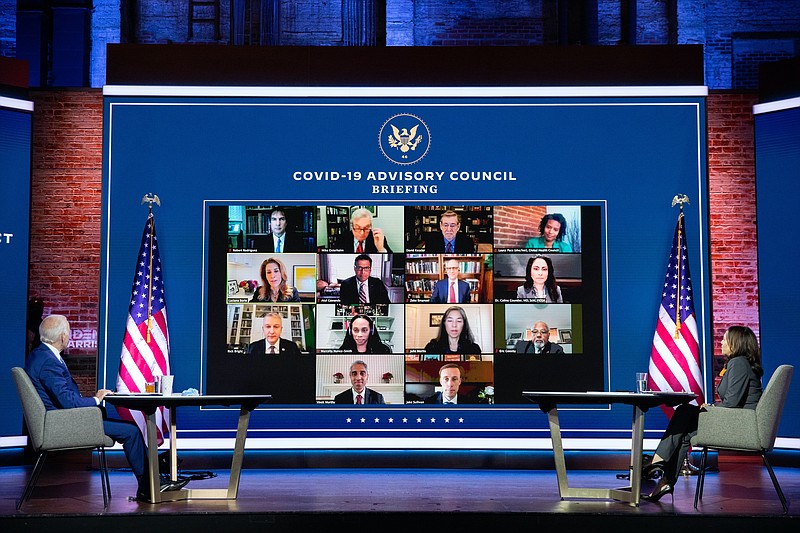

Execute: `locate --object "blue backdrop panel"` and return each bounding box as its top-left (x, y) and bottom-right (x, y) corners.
top-left (99, 89), bottom-right (711, 446)
top-left (0, 103), bottom-right (32, 439)
top-left (756, 102), bottom-right (800, 440)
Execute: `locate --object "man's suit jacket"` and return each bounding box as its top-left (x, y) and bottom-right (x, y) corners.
top-left (430, 279), bottom-right (471, 303)
top-left (335, 231), bottom-right (393, 253)
top-left (338, 276), bottom-right (391, 304)
top-left (334, 387), bottom-right (385, 404)
top-left (247, 232), bottom-right (305, 252)
top-left (514, 340), bottom-right (564, 354)
top-left (25, 343), bottom-right (149, 477)
top-left (25, 343), bottom-right (97, 410)
top-left (260, 232), bottom-right (305, 253)
top-left (248, 337), bottom-right (302, 356)
top-left (424, 391), bottom-right (475, 405)
top-left (424, 232), bottom-right (475, 253)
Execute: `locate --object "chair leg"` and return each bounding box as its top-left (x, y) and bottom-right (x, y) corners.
top-left (694, 447), bottom-right (708, 510)
top-left (762, 452), bottom-right (789, 513)
top-left (17, 450), bottom-right (47, 510)
top-left (102, 448), bottom-right (111, 500)
top-left (98, 447), bottom-right (110, 508)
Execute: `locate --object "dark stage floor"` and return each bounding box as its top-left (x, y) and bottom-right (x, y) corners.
top-left (1, 454), bottom-right (798, 532)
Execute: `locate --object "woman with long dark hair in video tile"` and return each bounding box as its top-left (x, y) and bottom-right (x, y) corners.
top-left (517, 255), bottom-right (563, 302)
top-left (424, 306), bottom-right (481, 354)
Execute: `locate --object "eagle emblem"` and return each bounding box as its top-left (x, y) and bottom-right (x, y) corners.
top-left (378, 114), bottom-right (430, 165)
top-left (388, 124), bottom-right (423, 153)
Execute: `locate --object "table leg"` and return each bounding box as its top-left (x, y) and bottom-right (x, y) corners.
top-left (145, 411), bottom-right (161, 504)
top-left (629, 405), bottom-right (644, 506)
top-left (546, 407), bottom-right (570, 498)
top-left (227, 406), bottom-right (252, 498)
top-left (169, 406), bottom-right (178, 481)
top-left (545, 405), bottom-right (638, 503)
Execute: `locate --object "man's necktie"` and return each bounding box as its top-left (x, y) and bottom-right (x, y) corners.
top-left (356, 241), bottom-right (363, 253)
top-left (449, 282), bottom-right (456, 303)
top-left (359, 282), bottom-right (368, 303)
top-left (276, 237), bottom-right (282, 253)
top-left (356, 394), bottom-right (363, 404)
top-left (269, 345), bottom-right (276, 354)
top-left (444, 401), bottom-right (454, 404)
top-left (446, 241), bottom-right (453, 253)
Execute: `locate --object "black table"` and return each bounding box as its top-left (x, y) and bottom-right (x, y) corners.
top-left (523, 391), bottom-right (696, 506)
top-left (105, 394), bottom-right (270, 503)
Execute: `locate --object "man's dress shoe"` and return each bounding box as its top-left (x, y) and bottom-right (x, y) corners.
top-left (137, 477), bottom-right (190, 502)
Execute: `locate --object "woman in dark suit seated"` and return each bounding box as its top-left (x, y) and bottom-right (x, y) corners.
top-left (424, 306), bottom-right (481, 354)
top-left (339, 314), bottom-right (391, 354)
top-left (251, 257), bottom-right (300, 302)
top-left (643, 325), bottom-right (764, 502)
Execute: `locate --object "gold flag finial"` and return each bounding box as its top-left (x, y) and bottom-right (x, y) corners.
top-left (671, 195), bottom-right (689, 339)
top-left (671, 194), bottom-right (690, 209)
top-left (141, 193), bottom-right (160, 215)
top-left (140, 194), bottom-right (160, 342)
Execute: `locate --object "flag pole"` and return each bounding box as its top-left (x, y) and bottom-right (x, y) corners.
top-left (141, 194), bottom-right (161, 343)
top-left (671, 194), bottom-right (690, 339)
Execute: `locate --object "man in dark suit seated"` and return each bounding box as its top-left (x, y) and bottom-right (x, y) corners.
top-left (338, 254), bottom-right (391, 304)
top-left (335, 207), bottom-right (392, 253)
top-left (514, 321), bottom-right (564, 354)
top-left (425, 364), bottom-right (474, 404)
top-left (24, 314), bottom-right (188, 501)
top-left (424, 209), bottom-right (475, 253)
top-left (334, 360), bottom-right (385, 404)
top-left (248, 312), bottom-right (302, 356)
top-left (430, 258), bottom-right (471, 303)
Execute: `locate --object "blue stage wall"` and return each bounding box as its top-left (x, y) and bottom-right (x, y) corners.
top-left (755, 98), bottom-right (800, 441)
top-left (98, 87), bottom-right (713, 448)
top-left (0, 98), bottom-right (33, 441)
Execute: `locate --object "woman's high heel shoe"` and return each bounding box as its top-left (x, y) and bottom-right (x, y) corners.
top-left (643, 479), bottom-right (674, 503)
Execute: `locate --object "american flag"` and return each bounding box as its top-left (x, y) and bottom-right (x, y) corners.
top-left (647, 212), bottom-right (704, 416)
top-left (116, 213), bottom-right (171, 445)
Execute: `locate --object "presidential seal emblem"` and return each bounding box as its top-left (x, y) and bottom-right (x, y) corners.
top-left (378, 114), bottom-right (431, 165)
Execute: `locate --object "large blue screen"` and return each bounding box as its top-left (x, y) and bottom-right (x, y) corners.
top-left (99, 87), bottom-right (712, 449)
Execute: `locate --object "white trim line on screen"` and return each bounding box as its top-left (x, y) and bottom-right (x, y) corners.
top-left (753, 96), bottom-right (800, 115)
top-left (0, 96), bottom-right (34, 112)
top-left (102, 85), bottom-right (709, 98)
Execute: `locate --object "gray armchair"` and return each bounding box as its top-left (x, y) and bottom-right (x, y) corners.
top-left (11, 366), bottom-right (114, 509)
top-left (690, 364), bottom-right (793, 513)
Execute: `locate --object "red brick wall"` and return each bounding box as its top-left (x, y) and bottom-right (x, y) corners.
top-left (706, 92), bottom-right (760, 363)
top-left (26, 89), bottom-right (761, 391)
top-left (494, 205), bottom-right (547, 248)
top-left (29, 89), bottom-right (104, 393)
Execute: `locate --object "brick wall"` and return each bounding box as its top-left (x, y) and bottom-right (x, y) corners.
top-left (430, 18), bottom-right (543, 46)
top-left (706, 92), bottom-right (760, 361)
top-left (0, 0), bottom-right (14, 57)
top-left (29, 89), bottom-right (104, 393)
top-left (402, 0), bottom-right (541, 46)
top-left (494, 206), bottom-right (547, 249)
top-left (704, 0), bottom-right (800, 89)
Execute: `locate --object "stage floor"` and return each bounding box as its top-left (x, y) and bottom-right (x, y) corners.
top-left (1, 458), bottom-right (798, 531)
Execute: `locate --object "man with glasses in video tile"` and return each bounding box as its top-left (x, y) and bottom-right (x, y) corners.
top-left (515, 321), bottom-right (564, 354)
top-left (424, 209), bottom-right (476, 254)
top-left (337, 207), bottom-right (392, 253)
